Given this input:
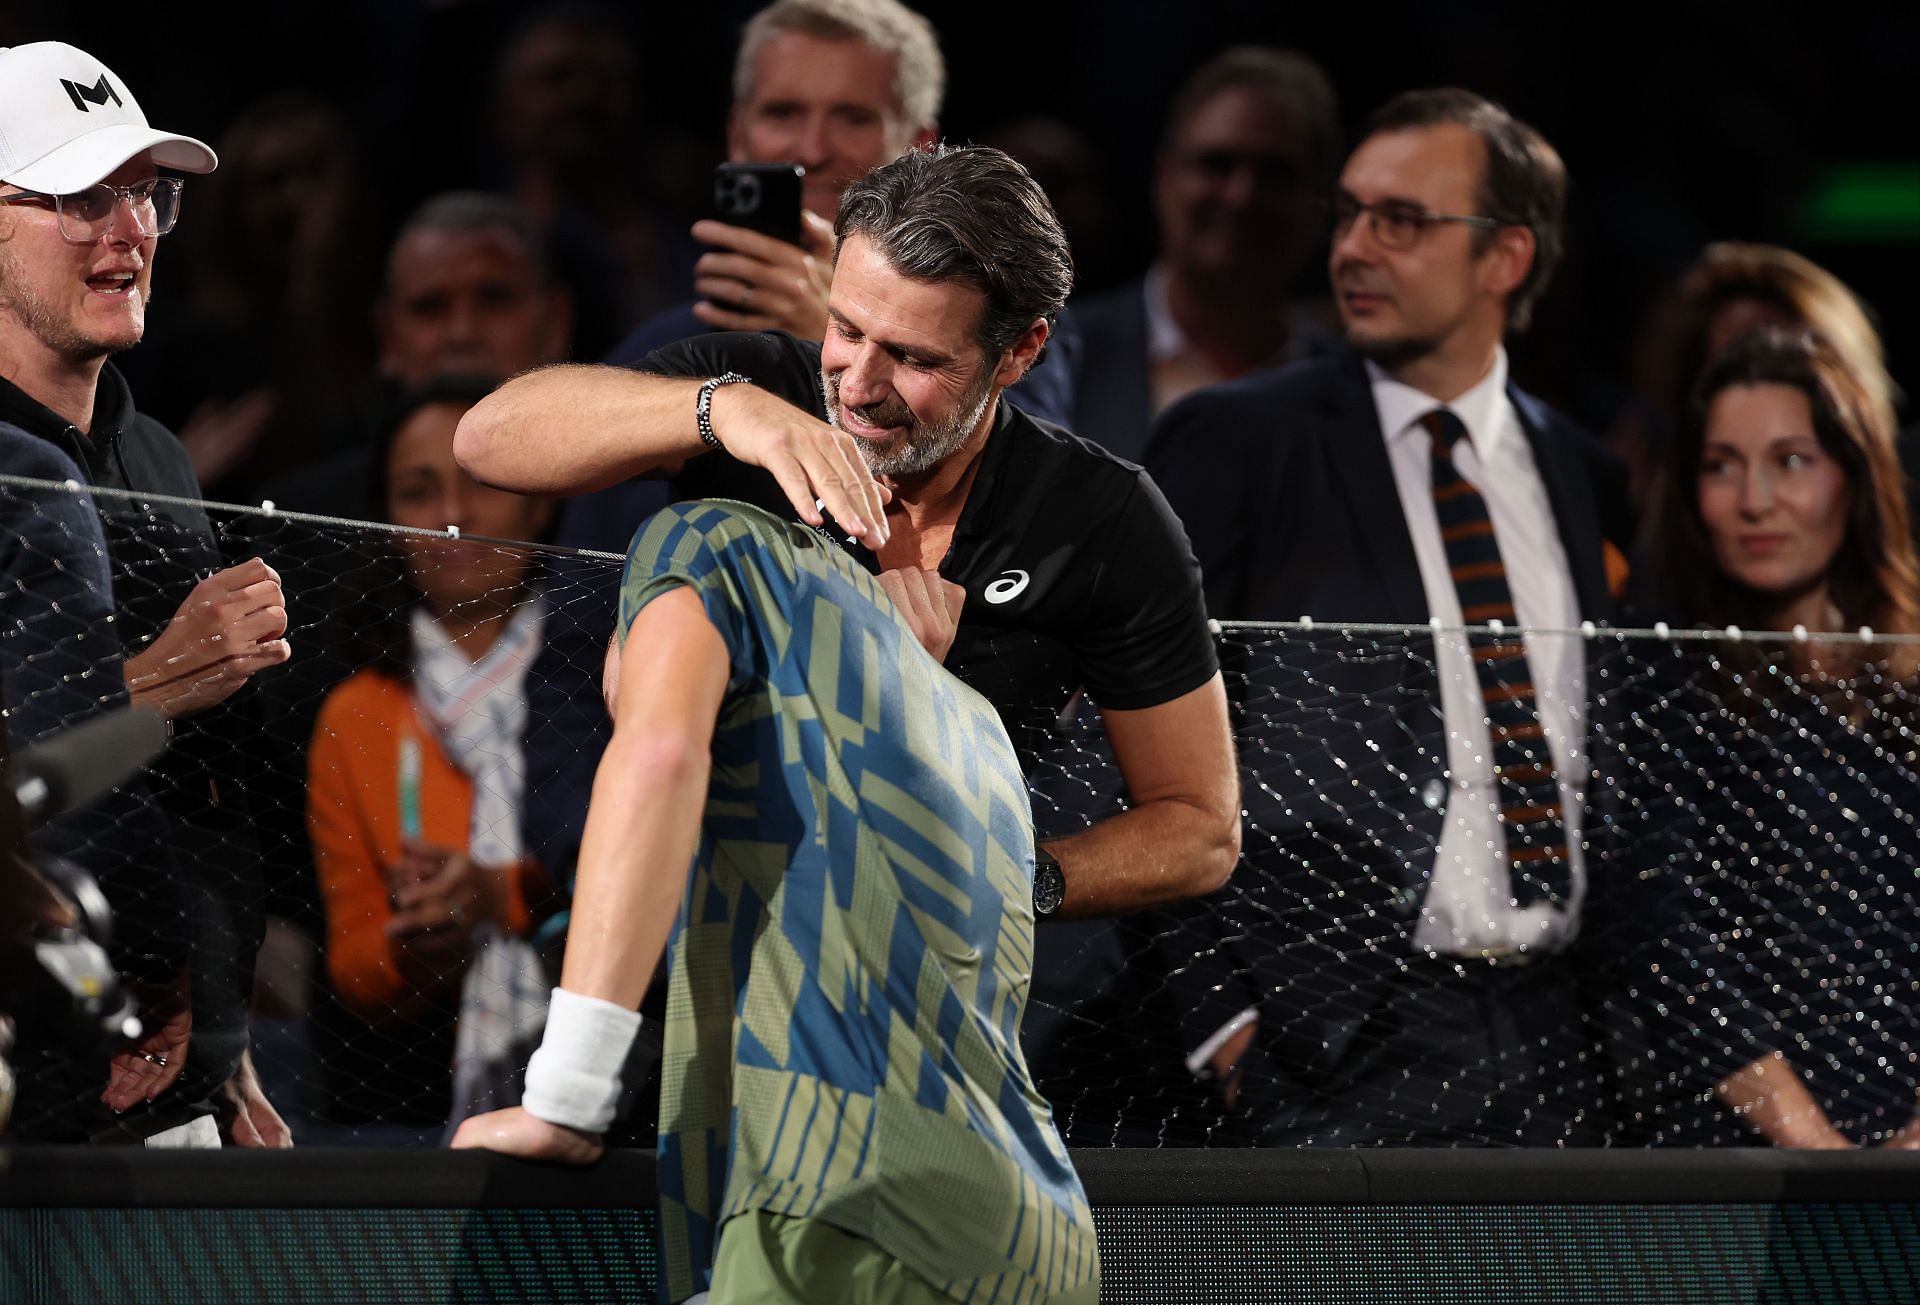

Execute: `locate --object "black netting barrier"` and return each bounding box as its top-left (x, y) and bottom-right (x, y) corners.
top-left (3, 472), bottom-right (1918, 1154)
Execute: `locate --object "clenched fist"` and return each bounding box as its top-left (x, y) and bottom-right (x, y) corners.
top-left (126, 557), bottom-right (292, 719)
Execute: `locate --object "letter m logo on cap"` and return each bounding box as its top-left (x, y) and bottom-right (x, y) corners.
top-left (60, 75), bottom-right (123, 113)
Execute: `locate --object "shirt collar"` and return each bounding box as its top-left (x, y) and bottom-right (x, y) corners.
top-left (1367, 346), bottom-right (1510, 456)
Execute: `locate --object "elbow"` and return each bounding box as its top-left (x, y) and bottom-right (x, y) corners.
top-left (1194, 803), bottom-right (1242, 896)
top-left (452, 391), bottom-right (520, 489)
top-left (596, 725), bottom-right (711, 798)
top-left (451, 400), bottom-right (500, 484)
top-left (1154, 789), bottom-right (1241, 899)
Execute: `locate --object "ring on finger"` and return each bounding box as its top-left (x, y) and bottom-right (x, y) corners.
top-left (739, 285), bottom-right (753, 312)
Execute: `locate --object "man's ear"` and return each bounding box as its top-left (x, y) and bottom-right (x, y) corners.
top-left (1482, 224), bottom-right (1536, 304)
top-left (994, 318), bottom-right (1049, 389)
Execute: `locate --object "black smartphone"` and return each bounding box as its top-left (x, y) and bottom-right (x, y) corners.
top-left (711, 162), bottom-right (805, 246)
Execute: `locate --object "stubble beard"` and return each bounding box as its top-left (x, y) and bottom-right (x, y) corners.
top-left (1345, 320), bottom-right (1441, 373)
top-left (0, 240), bottom-right (145, 364)
top-left (823, 365), bottom-right (997, 479)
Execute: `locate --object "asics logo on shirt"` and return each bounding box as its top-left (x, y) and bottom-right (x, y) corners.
top-left (983, 570), bottom-right (1030, 604)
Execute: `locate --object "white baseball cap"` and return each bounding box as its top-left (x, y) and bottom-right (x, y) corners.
top-left (0, 42), bottom-right (217, 193)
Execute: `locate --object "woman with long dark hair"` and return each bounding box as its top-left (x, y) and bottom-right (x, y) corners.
top-left (306, 376), bottom-right (558, 1138)
top-left (1607, 327), bottom-right (1920, 1147)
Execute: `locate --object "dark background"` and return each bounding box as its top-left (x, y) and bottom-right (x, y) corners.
top-left (7, 0), bottom-right (1916, 431)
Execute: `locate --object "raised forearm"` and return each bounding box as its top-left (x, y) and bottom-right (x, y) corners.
top-left (454, 363), bottom-right (710, 495)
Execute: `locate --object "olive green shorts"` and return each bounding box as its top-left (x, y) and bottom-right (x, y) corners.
top-left (705, 1208), bottom-right (1099, 1305)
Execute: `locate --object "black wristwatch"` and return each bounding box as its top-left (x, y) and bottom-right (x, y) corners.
top-left (1033, 846), bottom-right (1065, 918)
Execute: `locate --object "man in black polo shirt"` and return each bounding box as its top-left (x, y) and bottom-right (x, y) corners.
top-left (0, 40), bottom-right (290, 1146)
top-left (459, 144), bottom-right (1239, 925)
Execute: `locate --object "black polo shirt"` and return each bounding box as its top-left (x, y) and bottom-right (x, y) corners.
top-left (634, 332), bottom-right (1218, 763)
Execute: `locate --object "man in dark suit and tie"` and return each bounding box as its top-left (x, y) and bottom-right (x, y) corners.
top-left (1147, 88), bottom-right (1628, 1146)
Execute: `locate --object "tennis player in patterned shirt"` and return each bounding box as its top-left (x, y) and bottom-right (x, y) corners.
top-left (454, 498), bottom-right (1099, 1305)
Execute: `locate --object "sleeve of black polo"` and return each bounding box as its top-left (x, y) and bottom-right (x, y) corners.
top-left (626, 331), bottom-right (827, 509)
top-left (1073, 469), bottom-right (1219, 712)
top-left (626, 330), bottom-right (821, 397)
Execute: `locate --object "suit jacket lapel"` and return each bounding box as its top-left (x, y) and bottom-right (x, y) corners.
top-left (1318, 356), bottom-right (1428, 623)
top-left (1511, 385), bottom-right (1607, 617)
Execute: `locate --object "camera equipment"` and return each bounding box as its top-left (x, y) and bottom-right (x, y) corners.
top-left (1, 706), bottom-right (168, 1134)
top-left (11, 705), bottom-right (168, 828)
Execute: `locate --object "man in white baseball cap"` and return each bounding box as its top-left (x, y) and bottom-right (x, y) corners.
top-left (0, 41), bottom-right (293, 1150)
top-left (0, 41), bottom-right (216, 192)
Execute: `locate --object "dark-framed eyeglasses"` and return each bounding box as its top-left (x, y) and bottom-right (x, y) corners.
top-left (0, 176), bottom-right (184, 244)
top-left (1323, 193), bottom-right (1505, 252)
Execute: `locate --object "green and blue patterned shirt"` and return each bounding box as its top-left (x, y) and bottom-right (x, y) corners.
top-left (618, 500), bottom-right (1098, 1304)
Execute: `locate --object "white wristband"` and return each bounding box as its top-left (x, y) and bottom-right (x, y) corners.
top-left (521, 987), bottom-right (643, 1133)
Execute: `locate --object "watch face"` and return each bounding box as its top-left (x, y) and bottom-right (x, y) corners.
top-left (1033, 852), bottom-right (1065, 917)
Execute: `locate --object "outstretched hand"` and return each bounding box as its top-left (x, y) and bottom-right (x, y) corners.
top-left (102, 970), bottom-right (190, 1112)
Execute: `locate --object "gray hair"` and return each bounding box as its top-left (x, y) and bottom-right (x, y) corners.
top-left (388, 191), bottom-right (552, 290)
top-left (835, 144), bottom-right (1072, 365)
top-left (733, 0), bottom-right (944, 136)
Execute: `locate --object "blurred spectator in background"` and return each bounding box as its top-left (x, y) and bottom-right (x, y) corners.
top-left (984, 116), bottom-right (1121, 294)
top-left (379, 193), bottom-right (576, 395)
top-left (1072, 48), bottom-right (1341, 461)
top-left (118, 93), bottom-right (379, 503)
top-left (307, 378), bottom-right (558, 1141)
top-left (266, 191), bottom-right (573, 523)
top-left (1609, 242), bottom-right (1899, 514)
top-left (1609, 328), bottom-right (1920, 1148)
top-left (491, 3), bottom-right (672, 358)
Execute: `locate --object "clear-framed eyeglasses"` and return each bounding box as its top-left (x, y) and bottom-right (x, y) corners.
top-left (0, 176), bottom-right (185, 244)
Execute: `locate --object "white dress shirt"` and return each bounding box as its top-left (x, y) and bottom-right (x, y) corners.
top-left (1367, 349), bottom-right (1587, 955)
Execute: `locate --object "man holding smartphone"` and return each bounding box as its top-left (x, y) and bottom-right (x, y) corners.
top-left (611, 0), bottom-right (940, 359)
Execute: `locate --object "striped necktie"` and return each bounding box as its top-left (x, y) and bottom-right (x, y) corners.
top-left (1423, 407), bottom-right (1571, 907)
